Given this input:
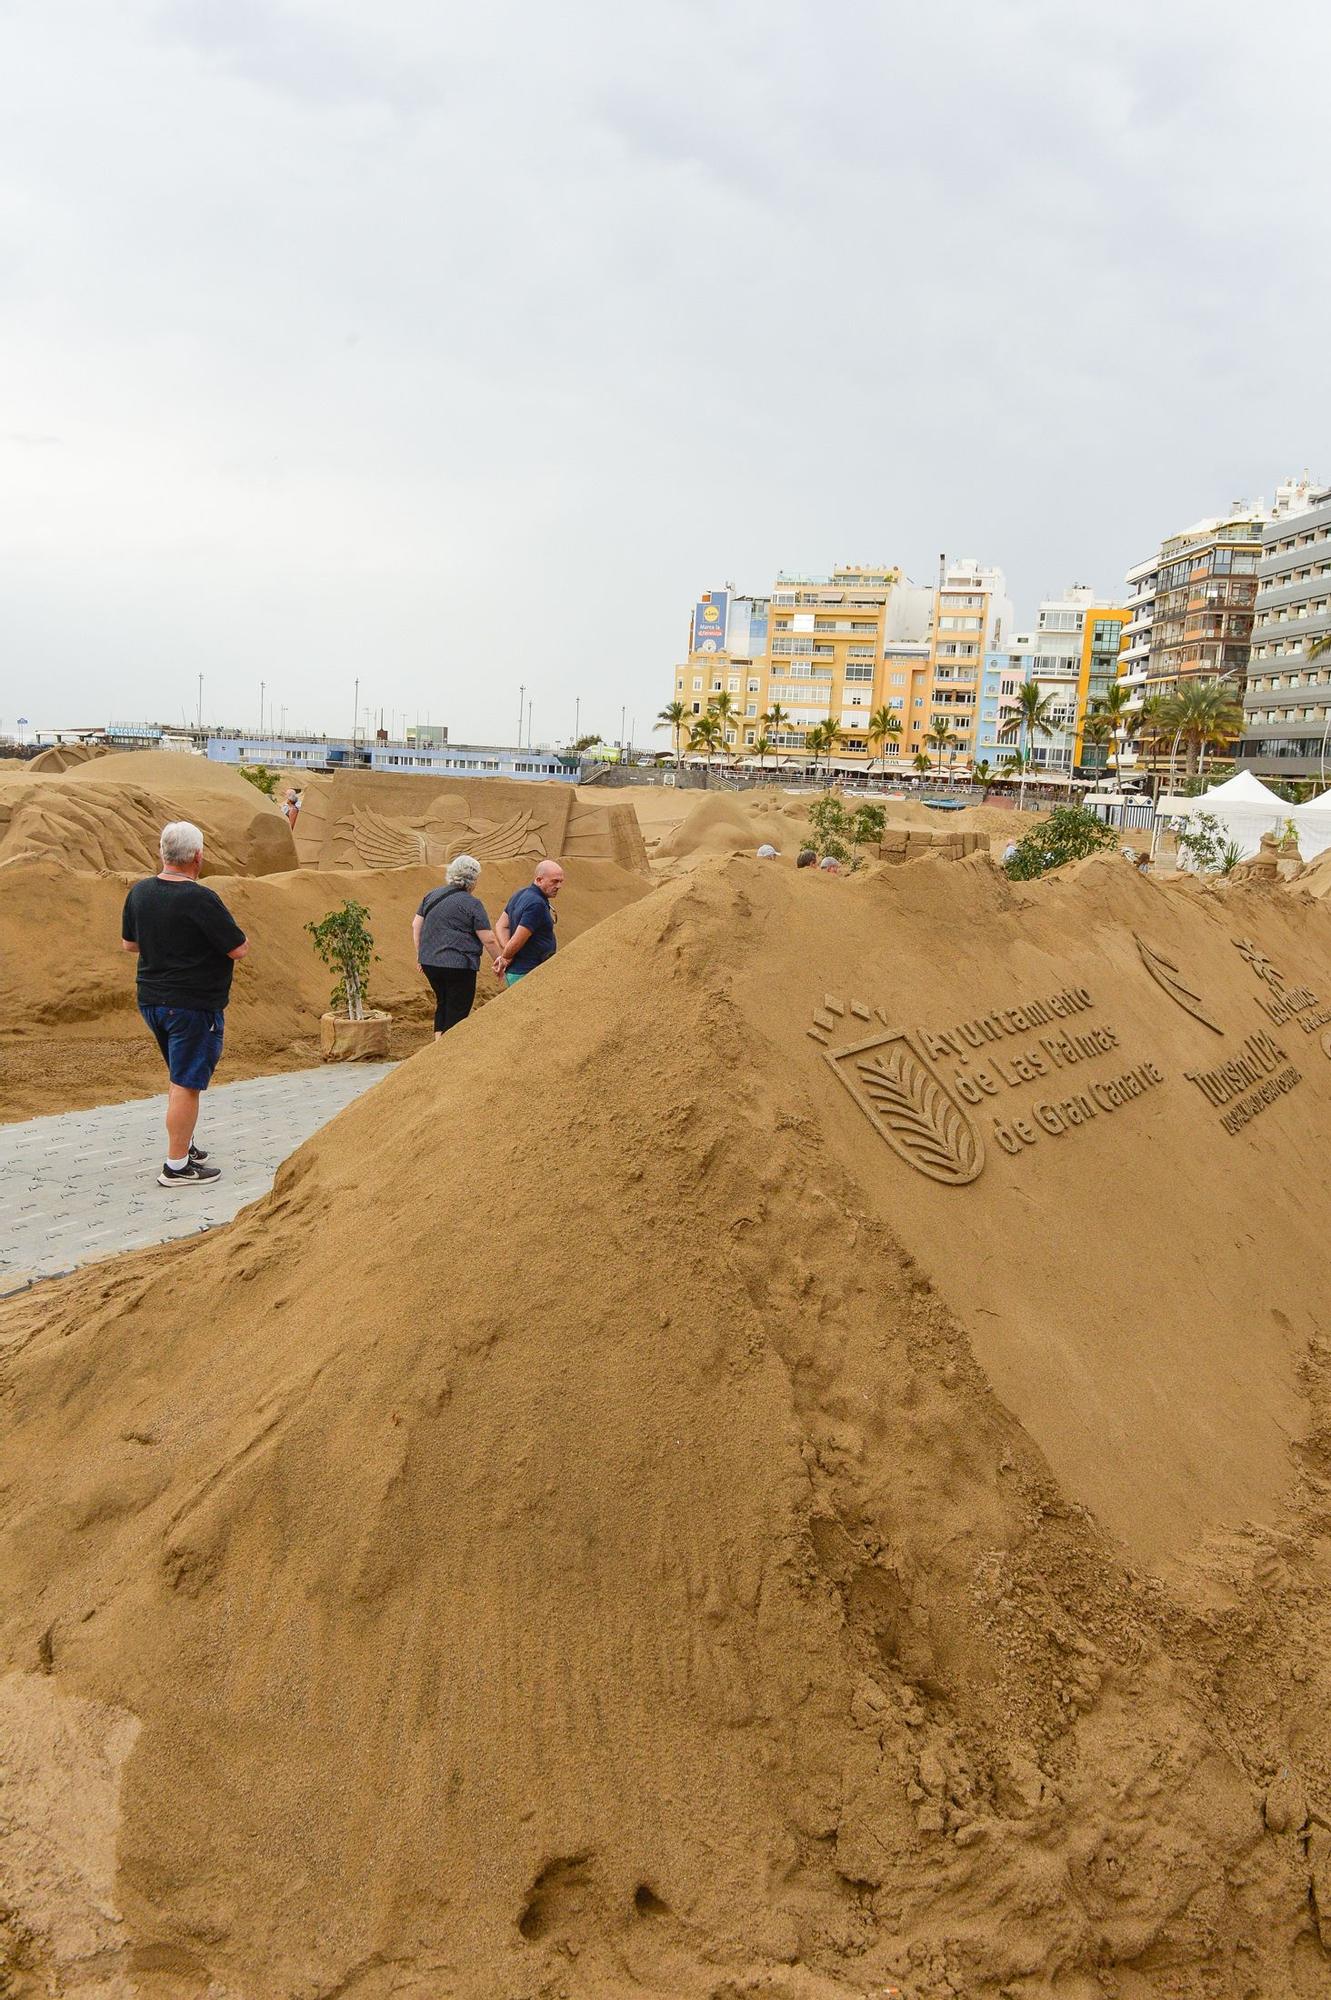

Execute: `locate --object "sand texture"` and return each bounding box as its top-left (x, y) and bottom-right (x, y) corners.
top-left (287, 770), bottom-right (650, 877)
top-left (0, 855), bottom-right (649, 1121)
top-left (0, 755), bottom-right (297, 878)
top-left (5, 855), bottom-right (1331, 1994)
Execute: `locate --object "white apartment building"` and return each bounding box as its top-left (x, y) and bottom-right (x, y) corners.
top-left (1006, 587), bottom-right (1105, 773)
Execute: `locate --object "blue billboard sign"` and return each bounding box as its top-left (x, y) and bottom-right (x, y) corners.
top-left (692, 590), bottom-right (728, 655)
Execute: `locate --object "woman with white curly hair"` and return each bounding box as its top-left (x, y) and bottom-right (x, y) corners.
top-left (411, 853), bottom-right (501, 1039)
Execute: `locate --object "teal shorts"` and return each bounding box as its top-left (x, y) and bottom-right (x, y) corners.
top-left (504, 970), bottom-right (527, 987)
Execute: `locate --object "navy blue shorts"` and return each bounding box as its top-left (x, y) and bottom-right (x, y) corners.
top-left (140, 1005), bottom-right (225, 1090)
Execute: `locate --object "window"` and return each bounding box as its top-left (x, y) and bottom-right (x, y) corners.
top-left (692, 677), bottom-right (702, 691)
top-left (844, 664), bottom-right (874, 682)
top-left (890, 672), bottom-right (906, 685)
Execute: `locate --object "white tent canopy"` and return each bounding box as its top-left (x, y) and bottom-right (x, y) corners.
top-left (1158, 773), bottom-right (1331, 864)
top-left (1191, 769), bottom-right (1288, 808)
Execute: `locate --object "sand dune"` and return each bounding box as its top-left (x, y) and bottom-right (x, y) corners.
top-left (4, 855), bottom-right (1331, 1992)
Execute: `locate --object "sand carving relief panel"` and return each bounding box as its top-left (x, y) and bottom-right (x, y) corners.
top-left (812, 986), bottom-right (1166, 1183)
top-left (338, 803), bottom-right (550, 871)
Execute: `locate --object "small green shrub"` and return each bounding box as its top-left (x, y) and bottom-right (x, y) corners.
top-left (1176, 811), bottom-right (1225, 872)
top-left (305, 899), bottom-right (377, 1020)
top-left (807, 794), bottom-right (885, 868)
top-left (240, 763), bottom-right (277, 796)
top-left (1003, 805), bottom-right (1120, 880)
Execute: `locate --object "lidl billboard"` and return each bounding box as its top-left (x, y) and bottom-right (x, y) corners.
top-left (692, 591), bottom-right (728, 655)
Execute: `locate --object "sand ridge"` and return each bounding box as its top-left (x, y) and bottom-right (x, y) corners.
top-left (4, 856), bottom-right (1331, 1992)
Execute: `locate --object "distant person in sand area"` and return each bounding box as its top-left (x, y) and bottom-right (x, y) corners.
top-left (121, 821), bottom-right (249, 1188)
top-left (756, 843), bottom-right (779, 859)
top-left (412, 854), bottom-right (500, 1039)
top-left (797, 848), bottom-right (816, 868)
top-left (282, 787), bottom-right (303, 829)
top-left (818, 855), bottom-right (842, 874)
top-left (495, 858), bottom-right (564, 985)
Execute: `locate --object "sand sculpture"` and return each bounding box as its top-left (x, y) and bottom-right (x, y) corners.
top-left (5, 853), bottom-right (1331, 1992)
top-left (0, 753), bottom-right (296, 877)
top-left (24, 741), bottom-right (109, 774)
top-left (288, 770), bottom-right (650, 877)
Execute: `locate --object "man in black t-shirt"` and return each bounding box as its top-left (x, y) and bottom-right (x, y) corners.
top-left (121, 820), bottom-right (249, 1187)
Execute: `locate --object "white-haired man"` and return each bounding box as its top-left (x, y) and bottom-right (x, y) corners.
top-left (494, 858), bottom-right (564, 986)
top-left (121, 821), bottom-right (249, 1186)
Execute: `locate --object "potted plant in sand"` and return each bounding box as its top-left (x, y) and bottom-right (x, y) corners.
top-left (306, 899), bottom-right (391, 1060)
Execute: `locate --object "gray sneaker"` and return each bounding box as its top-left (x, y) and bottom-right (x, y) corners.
top-left (157, 1160), bottom-right (222, 1188)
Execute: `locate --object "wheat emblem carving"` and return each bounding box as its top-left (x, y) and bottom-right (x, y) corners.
top-left (1133, 933), bottom-right (1223, 1035)
top-left (826, 1031), bottom-right (984, 1186)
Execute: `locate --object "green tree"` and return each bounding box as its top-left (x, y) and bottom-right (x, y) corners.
top-left (925, 715), bottom-right (958, 780)
top-left (708, 691), bottom-right (739, 760)
top-left (240, 763), bottom-right (277, 796)
top-left (688, 712), bottom-right (723, 786)
top-left (1086, 680), bottom-right (1136, 773)
top-left (1309, 632), bottom-right (1331, 663)
top-left (806, 796), bottom-right (887, 868)
top-left (1003, 805), bottom-right (1119, 881)
top-left (866, 705), bottom-right (902, 775)
top-left (912, 750), bottom-right (931, 774)
top-left (804, 718), bottom-right (838, 783)
top-left (305, 900), bottom-right (377, 1020)
top-left (752, 732), bottom-right (774, 777)
top-left (1161, 679), bottom-right (1246, 782)
top-left (654, 703), bottom-right (687, 767)
top-left (998, 682), bottom-right (1057, 810)
top-left (972, 758), bottom-right (992, 786)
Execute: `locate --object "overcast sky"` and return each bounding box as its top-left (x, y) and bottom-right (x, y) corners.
top-left (3, 0), bottom-right (1328, 746)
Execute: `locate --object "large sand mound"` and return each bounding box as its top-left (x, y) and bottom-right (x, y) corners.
top-left (0, 855), bottom-right (649, 1120)
top-left (0, 755), bottom-right (295, 877)
top-left (4, 857), bottom-right (1331, 1993)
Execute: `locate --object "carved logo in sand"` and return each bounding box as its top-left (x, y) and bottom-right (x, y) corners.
top-left (1133, 934), bottom-right (1223, 1035)
top-left (826, 1028), bottom-right (985, 1187)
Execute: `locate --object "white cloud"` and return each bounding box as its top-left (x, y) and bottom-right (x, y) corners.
top-left (1, 0), bottom-right (1327, 741)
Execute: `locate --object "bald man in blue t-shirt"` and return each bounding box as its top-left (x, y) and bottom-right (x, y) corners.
top-left (495, 859), bottom-right (564, 985)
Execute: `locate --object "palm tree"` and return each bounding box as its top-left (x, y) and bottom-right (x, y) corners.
top-left (912, 750), bottom-right (931, 775)
top-left (1161, 678), bottom-right (1246, 782)
top-left (759, 705), bottom-right (790, 777)
top-left (1080, 711), bottom-right (1114, 763)
top-left (752, 732), bottom-right (773, 779)
top-left (866, 705), bottom-right (902, 776)
top-left (1132, 693), bottom-right (1170, 787)
top-left (998, 681), bottom-right (1057, 811)
top-left (708, 691), bottom-right (739, 765)
top-left (925, 716), bottom-right (958, 781)
top-left (688, 712), bottom-right (723, 787)
top-left (805, 719), bottom-right (836, 784)
top-left (1310, 633), bottom-right (1331, 663)
top-left (972, 758), bottom-right (992, 791)
top-left (1087, 680), bottom-right (1135, 773)
top-left (655, 700), bottom-right (688, 768)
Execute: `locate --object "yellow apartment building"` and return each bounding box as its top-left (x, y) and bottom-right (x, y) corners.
top-left (1071, 606), bottom-right (1130, 767)
top-left (923, 559), bottom-right (1014, 772)
top-left (672, 566), bottom-right (933, 769)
